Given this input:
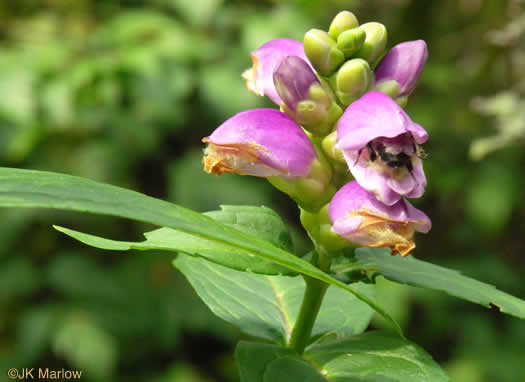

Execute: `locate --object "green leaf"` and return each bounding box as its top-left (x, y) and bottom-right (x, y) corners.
top-left (305, 331), bottom-right (449, 381)
top-left (236, 331), bottom-right (449, 382)
top-left (55, 205), bottom-right (296, 276)
top-left (262, 357), bottom-right (326, 382)
top-left (355, 247), bottom-right (525, 319)
top-left (235, 342), bottom-right (302, 382)
top-left (0, 167), bottom-right (400, 334)
top-left (174, 255), bottom-right (375, 344)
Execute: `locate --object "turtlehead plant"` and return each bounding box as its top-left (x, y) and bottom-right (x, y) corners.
top-left (4, 10), bottom-right (525, 382)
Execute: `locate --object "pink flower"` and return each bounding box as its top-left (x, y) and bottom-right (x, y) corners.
top-left (374, 40), bottom-right (428, 98)
top-left (203, 109), bottom-right (317, 178)
top-left (242, 39), bottom-right (310, 106)
top-left (336, 91), bottom-right (428, 205)
top-left (273, 56), bottom-right (321, 113)
top-left (329, 180), bottom-right (431, 256)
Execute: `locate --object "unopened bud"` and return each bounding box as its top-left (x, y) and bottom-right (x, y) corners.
top-left (336, 27), bottom-right (366, 58)
top-left (331, 58), bottom-right (374, 106)
top-left (274, 56), bottom-right (342, 136)
top-left (374, 40), bottom-right (428, 100)
top-left (355, 22), bottom-right (388, 66)
top-left (274, 56), bottom-right (321, 113)
top-left (328, 11), bottom-right (359, 39)
top-left (304, 29), bottom-right (345, 76)
top-left (321, 131), bottom-right (345, 164)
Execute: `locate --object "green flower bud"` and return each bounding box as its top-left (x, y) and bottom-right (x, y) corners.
top-left (336, 27), bottom-right (366, 58)
top-left (355, 22), bottom-right (388, 66)
top-left (304, 29), bottom-right (345, 76)
top-left (331, 58), bottom-right (374, 106)
top-left (321, 131), bottom-right (345, 164)
top-left (328, 11), bottom-right (359, 39)
top-left (278, 78), bottom-right (343, 137)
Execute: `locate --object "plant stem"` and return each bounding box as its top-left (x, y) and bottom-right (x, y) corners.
top-left (288, 251), bottom-right (331, 354)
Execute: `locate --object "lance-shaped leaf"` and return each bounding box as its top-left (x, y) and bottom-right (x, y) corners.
top-left (55, 205), bottom-right (296, 276)
top-left (173, 255), bottom-right (375, 345)
top-left (0, 167), bottom-right (402, 334)
top-left (354, 247), bottom-right (525, 319)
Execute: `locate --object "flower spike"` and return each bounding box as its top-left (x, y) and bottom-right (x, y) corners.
top-left (329, 180), bottom-right (431, 256)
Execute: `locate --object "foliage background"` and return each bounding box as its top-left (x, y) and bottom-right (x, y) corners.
top-left (0, 0), bottom-right (524, 381)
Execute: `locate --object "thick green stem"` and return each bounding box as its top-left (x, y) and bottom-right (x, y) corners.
top-left (288, 252), bottom-right (332, 354)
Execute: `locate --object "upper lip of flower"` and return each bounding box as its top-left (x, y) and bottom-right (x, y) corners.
top-left (336, 93), bottom-right (428, 152)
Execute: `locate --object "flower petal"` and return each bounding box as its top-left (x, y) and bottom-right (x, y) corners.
top-left (336, 91), bottom-right (428, 205)
top-left (336, 91), bottom-right (427, 151)
top-left (273, 56), bottom-right (320, 112)
top-left (203, 109), bottom-right (317, 178)
top-left (242, 39), bottom-right (310, 105)
top-left (329, 181), bottom-right (431, 256)
top-left (375, 40), bottom-right (428, 97)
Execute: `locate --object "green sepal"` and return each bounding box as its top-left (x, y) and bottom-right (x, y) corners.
top-left (300, 204), bottom-right (350, 253)
top-left (268, 146), bottom-right (336, 212)
top-left (374, 79), bottom-right (400, 99)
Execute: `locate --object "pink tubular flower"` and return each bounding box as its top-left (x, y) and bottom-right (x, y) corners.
top-left (203, 109), bottom-right (317, 178)
top-left (374, 40), bottom-right (428, 98)
top-left (273, 56), bottom-right (321, 113)
top-left (242, 39), bottom-right (310, 105)
top-left (336, 91), bottom-right (428, 205)
top-left (329, 180), bottom-right (431, 256)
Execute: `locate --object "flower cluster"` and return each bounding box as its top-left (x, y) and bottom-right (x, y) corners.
top-left (203, 11), bottom-right (431, 256)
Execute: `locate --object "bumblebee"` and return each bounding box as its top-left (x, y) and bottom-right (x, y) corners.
top-left (355, 140), bottom-right (421, 178)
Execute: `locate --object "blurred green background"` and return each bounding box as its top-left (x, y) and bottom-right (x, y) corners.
top-left (0, 0), bottom-right (524, 381)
